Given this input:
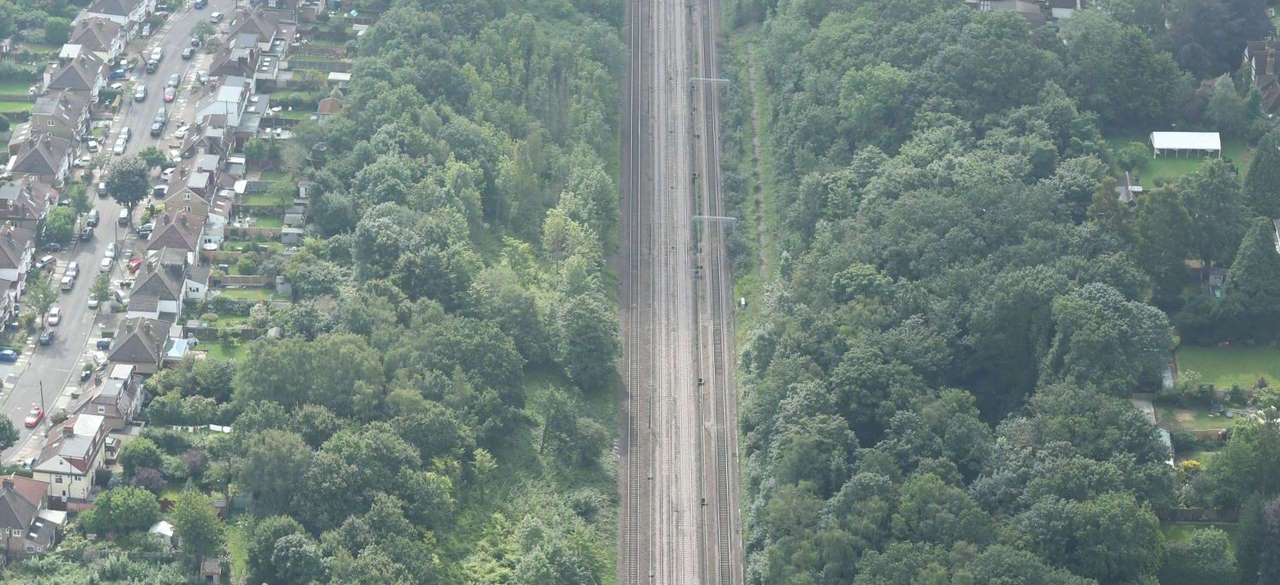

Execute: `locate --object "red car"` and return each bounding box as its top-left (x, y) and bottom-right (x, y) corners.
top-left (163, 87), bottom-right (176, 102)
top-left (23, 406), bottom-right (43, 428)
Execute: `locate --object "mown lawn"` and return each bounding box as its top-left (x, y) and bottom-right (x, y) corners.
top-left (1176, 345), bottom-right (1280, 389)
top-left (0, 81), bottom-right (34, 94)
top-left (247, 216), bottom-right (284, 228)
top-left (0, 100), bottom-right (33, 113)
top-left (1107, 131), bottom-right (1253, 185)
top-left (277, 109), bottom-right (313, 121)
top-left (259, 170), bottom-right (290, 182)
top-left (1157, 406), bottom-right (1242, 432)
top-left (217, 287), bottom-right (274, 301)
top-left (203, 341), bottom-right (246, 361)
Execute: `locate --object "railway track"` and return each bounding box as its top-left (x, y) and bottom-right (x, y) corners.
top-left (617, 0), bottom-right (742, 580)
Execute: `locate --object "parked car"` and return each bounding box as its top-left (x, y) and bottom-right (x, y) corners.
top-left (182, 47), bottom-right (195, 60)
top-left (24, 407), bottom-right (43, 428)
top-left (87, 294), bottom-right (99, 309)
top-left (109, 67), bottom-right (128, 80)
top-left (80, 226), bottom-right (93, 241)
top-left (164, 87), bottom-right (176, 102)
top-left (46, 307), bottom-right (61, 326)
top-left (190, 36), bottom-right (201, 47)
top-left (167, 73), bottom-right (181, 88)
top-left (210, 11), bottom-right (223, 22)
top-left (118, 208), bottom-right (129, 226)
top-left (196, 71), bottom-right (209, 85)
top-left (145, 59), bottom-right (158, 73)
top-left (151, 120), bottom-right (165, 137)
top-left (67, 261), bottom-right (78, 279)
top-left (41, 242), bottom-right (62, 252)
top-left (121, 127), bottom-right (131, 142)
top-left (105, 242), bottom-right (116, 259)
top-left (194, 0), bottom-right (207, 8)
top-left (112, 138), bottom-right (126, 155)
top-left (60, 275), bottom-right (73, 291)
top-left (133, 85), bottom-right (147, 101)
top-left (87, 139), bottom-right (99, 153)
top-left (161, 167), bottom-right (175, 181)
top-left (95, 338), bottom-right (112, 350)
top-left (39, 329), bottom-right (53, 345)
top-left (0, 350), bottom-right (18, 362)
top-left (34, 255), bottom-right (55, 271)
top-left (100, 257), bottom-right (113, 271)
top-left (87, 208), bottom-right (99, 227)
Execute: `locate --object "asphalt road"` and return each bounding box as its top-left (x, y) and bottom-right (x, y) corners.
top-left (0, 0), bottom-right (235, 463)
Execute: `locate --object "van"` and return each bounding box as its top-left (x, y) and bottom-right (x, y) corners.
top-left (87, 208), bottom-right (99, 227)
top-left (118, 209), bottom-right (129, 226)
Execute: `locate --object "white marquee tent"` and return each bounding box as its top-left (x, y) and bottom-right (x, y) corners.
top-left (1150, 131), bottom-right (1221, 158)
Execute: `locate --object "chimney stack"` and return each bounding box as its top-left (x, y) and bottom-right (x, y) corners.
top-left (1269, 42), bottom-right (1276, 78)
top-left (1, 478), bottom-right (12, 490)
top-left (63, 423), bottom-right (73, 437)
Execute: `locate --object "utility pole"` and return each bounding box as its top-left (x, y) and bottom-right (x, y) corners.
top-left (38, 380), bottom-right (44, 420)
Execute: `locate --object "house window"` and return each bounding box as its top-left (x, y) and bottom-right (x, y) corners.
top-left (24, 545), bottom-right (34, 553)
top-left (54, 476), bottom-right (62, 484)
top-left (11, 529), bottom-right (20, 537)
top-left (184, 192), bottom-right (191, 200)
top-left (97, 406), bottom-right (105, 414)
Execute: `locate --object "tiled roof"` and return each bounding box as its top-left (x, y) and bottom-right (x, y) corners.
top-left (47, 53), bottom-right (105, 92)
top-left (108, 316), bottom-right (168, 366)
top-left (69, 17), bottom-right (122, 53)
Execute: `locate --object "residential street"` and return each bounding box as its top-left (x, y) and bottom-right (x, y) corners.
top-left (1, 0), bottom-right (234, 464)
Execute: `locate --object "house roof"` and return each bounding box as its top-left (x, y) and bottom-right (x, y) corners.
top-left (0, 179), bottom-right (51, 223)
top-left (0, 474), bottom-right (47, 533)
top-left (108, 316), bottom-right (169, 366)
top-left (33, 414), bottom-right (105, 475)
top-left (1150, 131), bottom-right (1221, 152)
top-left (86, 0), bottom-right (141, 17)
top-left (0, 226), bottom-right (35, 271)
top-left (145, 209), bottom-right (206, 252)
top-left (11, 133), bottom-right (71, 179)
top-left (70, 17), bottom-right (122, 53)
top-left (230, 8), bottom-right (280, 40)
top-left (128, 256), bottom-right (183, 309)
top-left (47, 52), bottom-right (105, 93)
top-left (317, 96), bottom-right (342, 115)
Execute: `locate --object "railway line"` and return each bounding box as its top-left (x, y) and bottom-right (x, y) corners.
top-left (617, 0), bottom-right (743, 580)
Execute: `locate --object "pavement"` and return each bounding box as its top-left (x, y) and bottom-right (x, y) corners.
top-left (1, 0), bottom-right (236, 464)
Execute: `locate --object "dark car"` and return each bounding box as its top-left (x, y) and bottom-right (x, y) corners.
top-left (191, 36), bottom-right (201, 47)
top-left (0, 349), bottom-right (18, 362)
top-left (95, 338), bottom-right (112, 350)
top-left (182, 47), bottom-right (195, 60)
top-left (151, 121), bottom-right (165, 137)
top-left (38, 329), bottom-right (53, 346)
top-left (109, 67), bottom-right (128, 80)
top-left (80, 226), bottom-right (94, 241)
top-left (41, 242), bottom-right (62, 252)
top-left (194, 0), bottom-right (207, 7)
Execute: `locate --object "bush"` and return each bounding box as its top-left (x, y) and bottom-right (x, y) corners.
top-left (1171, 431), bottom-right (1197, 454)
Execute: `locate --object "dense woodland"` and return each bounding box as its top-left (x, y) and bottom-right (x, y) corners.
top-left (5, 0), bottom-right (625, 582)
top-left (726, 0), bottom-right (1280, 584)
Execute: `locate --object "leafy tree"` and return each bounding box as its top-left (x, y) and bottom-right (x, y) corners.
top-left (1244, 129), bottom-right (1280, 218)
top-left (137, 146), bottom-right (167, 170)
top-left (79, 487), bottom-right (160, 535)
top-left (1134, 188), bottom-right (1195, 301)
top-left (42, 17), bottom-right (70, 45)
top-left (271, 533), bottom-right (327, 585)
top-left (555, 291), bottom-right (618, 393)
top-left (25, 270), bottom-right (57, 324)
top-left (1060, 10), bottom-right (1185, 127)
top-left (130, 467), bottom-right (166, 493)
top-left (1221, 218), bottom-right (1280, 340)
top-left (238, 430), bottom-right (311, 514)
top-left (1041, 283), bottom-right (1173, 396)
top-left (170, 491), bottom-right (224, 561)
top-left (106, 156), bottom-right (149, 216)
top-left (1181, 158), bottom-right (1247, 271)
top-left (118, 437), bottom-right (163, 478)
top-left (67, 181), bottom-right (90, 215)
top-left (0, 418), bottom-right (17, 452)
top-left (91, 271), bottom-right (110, 307)
top-left (1207, 75), bottom-right (1250, 136)
top-left (890, 473), bottom-right (992, 546)
top-left (42, 206), bottom-right (76, 243)
top-left (1159, 527), bottom-right (1238, 585)
top-left (1169, 0), bottom-right (1272, 77)
top-left (247, 515), bottom-right (305, 585)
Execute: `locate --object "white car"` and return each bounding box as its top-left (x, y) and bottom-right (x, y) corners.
top-left (87, 140), bottom-right (99, 152)
top-left (66, 261), bottom-right (79, 279)
top-left (105, 242), bottom-right (116, 259)
top-left (100, 257), bottom-right (113, 271)
top-left (112, 139), bottom-right (126, 155)
top-left (120, 127), bottom-right (131, 142)
top-left (87, 294), bottom-right (100, 309)
top-left (161, 167), bottom-right (175, 181)
top-left (46, 307), bottom-right (61, 326)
